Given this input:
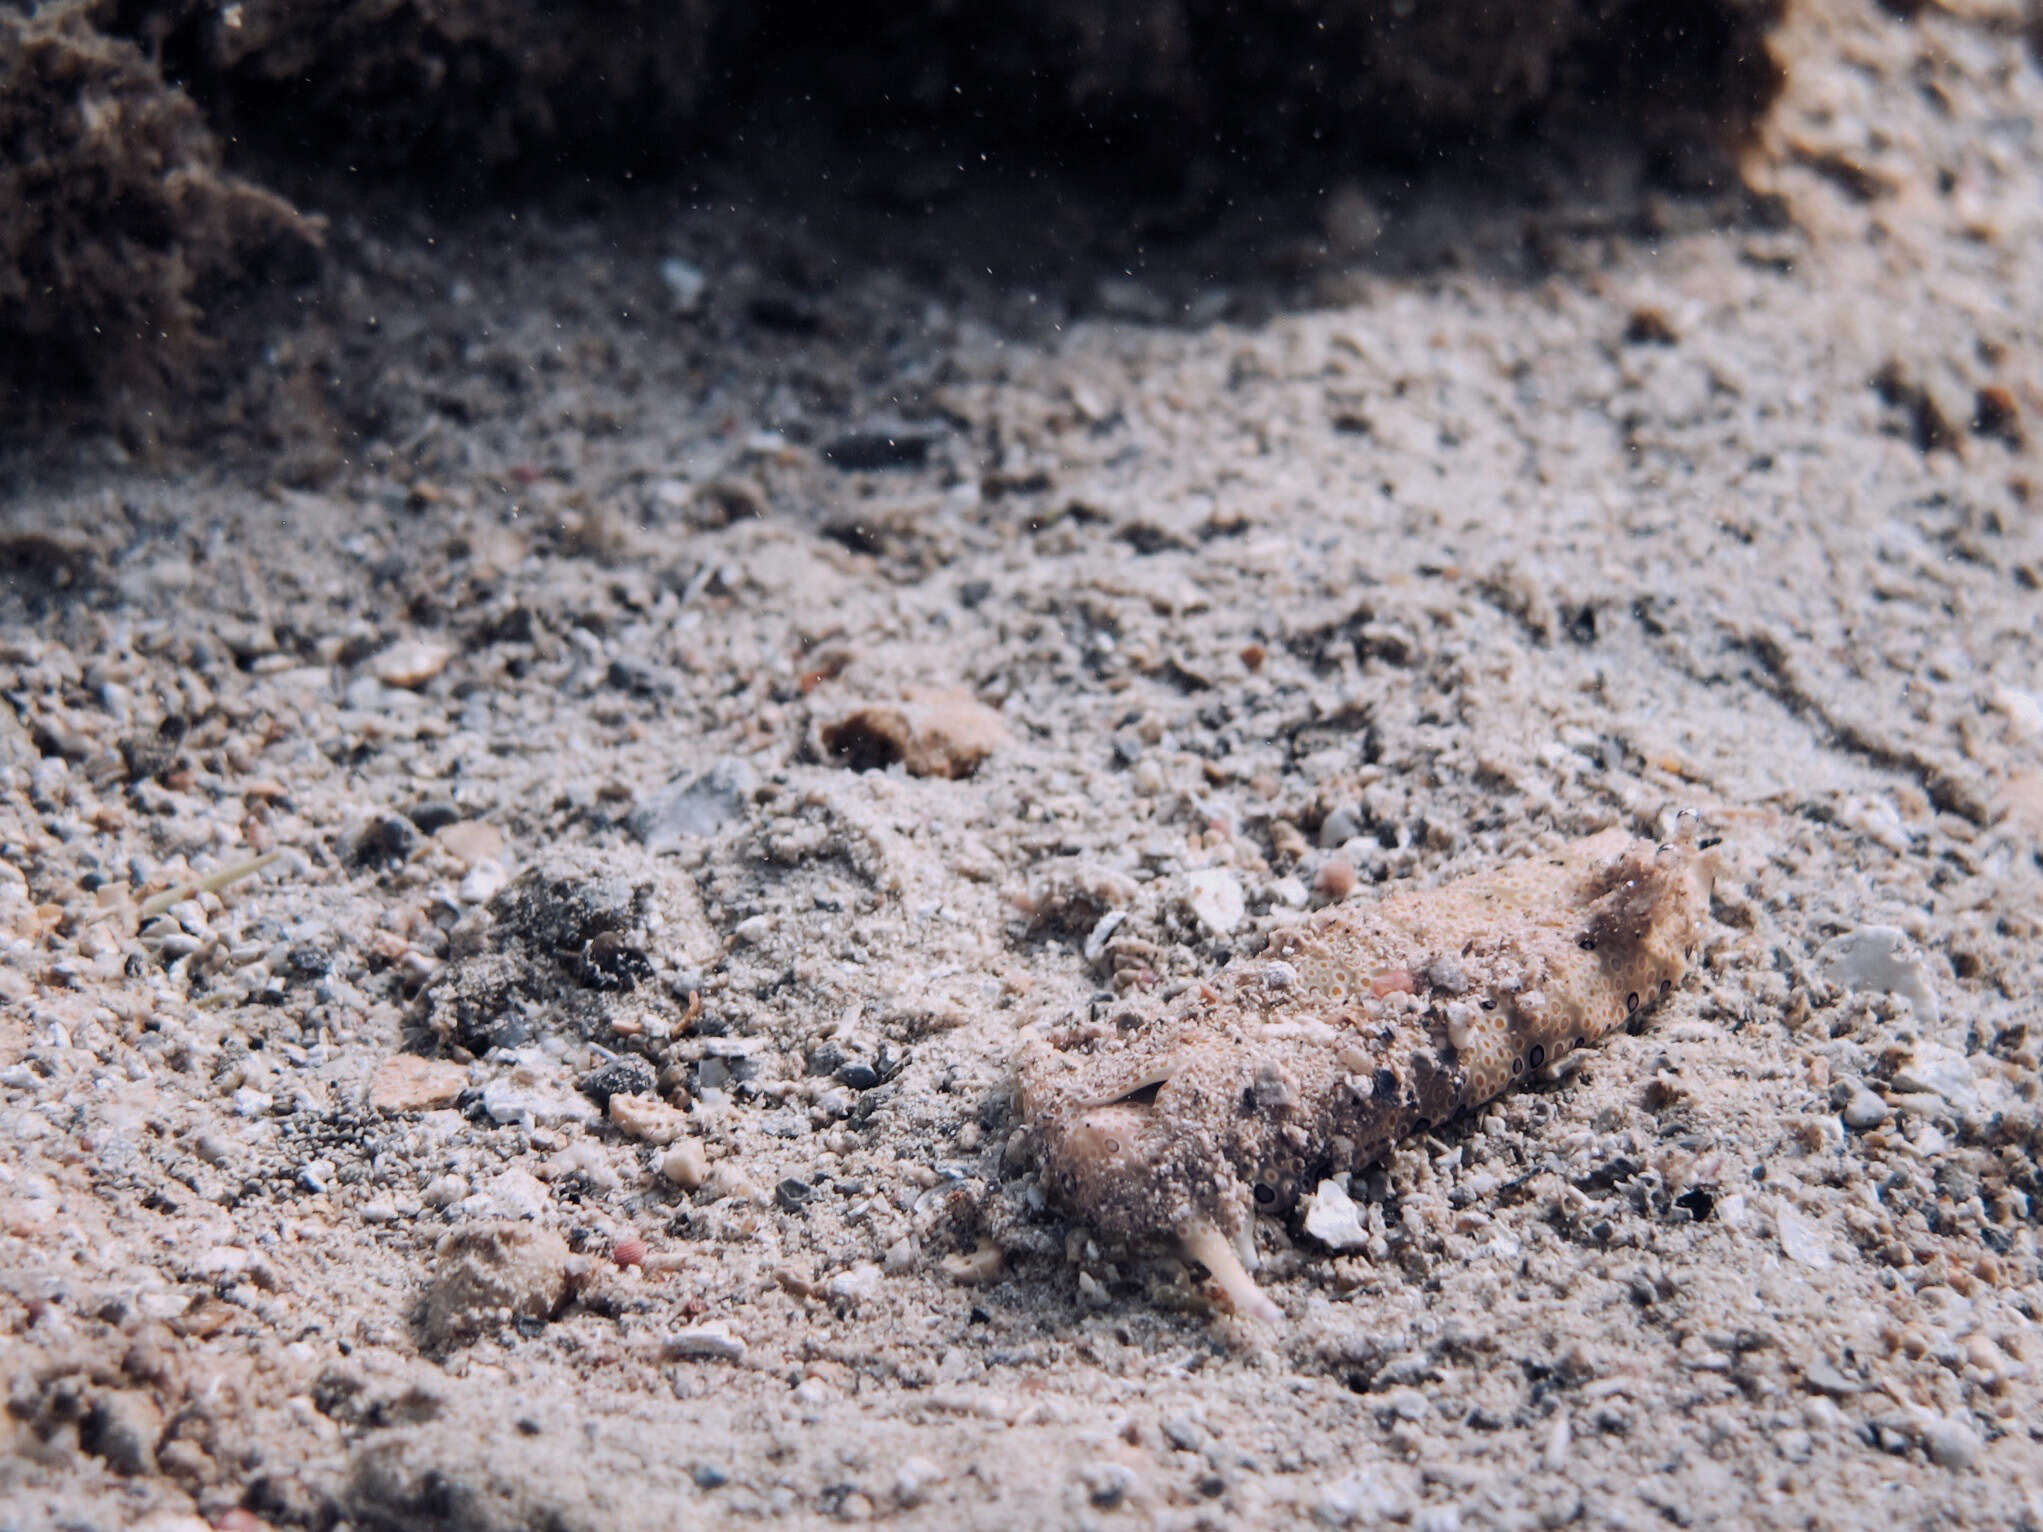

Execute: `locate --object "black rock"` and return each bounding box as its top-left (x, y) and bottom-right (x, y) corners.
top-left (835, 1061), bottom-right (881, 1092)
top-left (820, 427), bottom-right (935, 471)
top-left (346, 813), bottom-right (421, 868)
top-left (404, 800), bottom-right (463, 833)
top-left (775, 1177), bottom-right (814, 1212)
top-left (605, 657), bottom-right (672, 698)
top-left (284, 945), bottom-right (331, 979)
top-left (578, 1055), bottom-right (658, 1106)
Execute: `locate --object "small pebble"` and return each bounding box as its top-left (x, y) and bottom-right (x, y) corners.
top-left (578, 1055), bottom-right (657, 1107)
top-left (367, 1055), bottom-right (468, 1114)
top-left (1183, 867), bottom-right (1245, 936)
top-left (1775, 1202), bottom-right (1833, 1269)
top-left (1315, 858), bottom-right (1358, 901)
top-left (372, 639), bottom-right (454, 688)
top-left (1918, 1413), bottom-right (1983, 1470)
top-left (836, 1061), bottom-right (881, 1091)
top-left (610, 1092), bottom-right (689, 1144)
top-left (1319, 805), bottom-right (1364, 848)
top-left (659, 1140), bottom-right (710, 1190)
top-left (1840, 1087), bottom-right (1889, 1131)
top-left (345, 812), bottom-right (422, 869)
top-left (892, 1456), bottom-right (944, 1508)
top-left (659, 257), bottom-right (708, 313)
top-left (825, 1263), bottom-right (882, 1305)
top-left (1081, 1462), bottom-right (1139, 1510)
top-left (666, 1324), bottom-right (746, 1363)
top-left (1301, 1178), bottom-right (1369, 1252)
top-left (1380, 1388), bottom-right (1430, 1422)
top-left (776, 1176), bottom-right (815, 1212)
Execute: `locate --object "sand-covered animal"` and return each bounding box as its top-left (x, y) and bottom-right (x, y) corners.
top-left (1018, 815), bottom-right (1721, 1323)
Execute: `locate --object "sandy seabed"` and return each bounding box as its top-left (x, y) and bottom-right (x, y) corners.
top-left (5, 1), bottom-right (2043, 1527)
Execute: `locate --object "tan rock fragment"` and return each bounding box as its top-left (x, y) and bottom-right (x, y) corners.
top-left (658, 1139), bottom-right (710, 1189)
top-left (368, 1055), bottom-right (468, 1113)
top-left (608, 1092), bottom-right (689, 1145)
top-left (372, 639), bottom-right (455, 688)
top-left (435, 820), bottom-right (506, 868)
top-left (938, 1241), bottom-right (1004, 1285)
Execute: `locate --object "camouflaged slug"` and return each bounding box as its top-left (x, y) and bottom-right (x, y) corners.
top-left (1018, 815), bottom-right (1721, 1324)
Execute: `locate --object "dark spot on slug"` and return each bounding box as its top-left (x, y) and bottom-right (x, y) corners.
top-left (1529, 1044), bottom-right (1546, 1068)
top-left (1479, 999), bottom-right (1497, 1012)
top-left (1412, 1118), bottom-right (1431, 1136)
top-left (1511, 1057), bottom-right (1524, 1076)
top-left (1574, 1035), bottom-right (1586, 1050)
top-left (1372, 1068), bottom-right (1399, 1102)
top-left (1578, 936), bottom-right (1597, 952)
top-left (1253, 1182), bottom-right (1277, 1206)
top-left (1698, 836), bottom-right (1722, 850)
top-left (1626, 992), bottom-right (1639, 1014)
top-left (1661, 978), bottom-right (1672, 995)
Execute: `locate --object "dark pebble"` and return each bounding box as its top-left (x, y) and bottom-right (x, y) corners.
top-left (775, 1177), bottom-right (814, 1212)
top-left (578, 1055), bottom-right (658, 1106)
top-left (118, 730), bottom-right (181, 783)
top-left (805, 1042), bottom-right (846, 1077)
top-left (692, 1464), bottom-right (728, 1490)
top-left (284, 945), bottom-right (331, 979)
top-left (746, 292), bottom-right (819, 334)
top-left (605, 657), bottom-right (672, 698)
top-left (346, 813), bottom-right (421, 869)
top-left (835, 1062), bottom-right (881, 1091)
top-left (821, 428), bottom-right (934, 471)
top-left (958, 579), bottom-right (992, 609)
top-left (405, 800), bottom-right (463, 833)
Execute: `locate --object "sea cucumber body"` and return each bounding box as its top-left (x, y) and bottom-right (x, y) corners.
top-left (1018, 823), bottom-right (1718, 1320)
